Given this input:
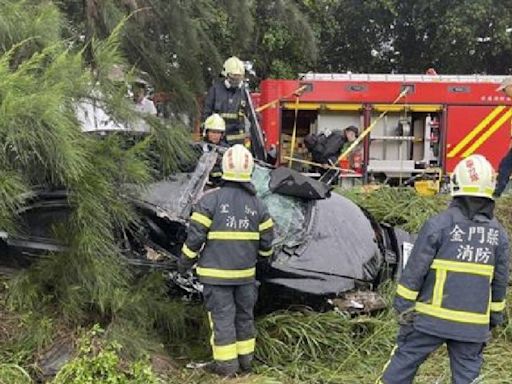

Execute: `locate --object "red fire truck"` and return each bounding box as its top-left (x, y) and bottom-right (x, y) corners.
top-left (256, 73), bottom-right (512, 188)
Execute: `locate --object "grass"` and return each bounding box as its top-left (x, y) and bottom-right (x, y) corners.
top-left (341, 186), bottom-right (450, 232)
top-left (2, 188), bottom-right (512, 384)
top-left (252, 290), bottom-right (512, 384)
top-left (152, 287), bottom-right (512, 384)
top-left (160, 189), bottom-right (512, 384)
top-left (0, 364), bottom-right (31, 384)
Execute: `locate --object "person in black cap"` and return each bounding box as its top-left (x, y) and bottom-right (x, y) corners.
top-left (340, 126), bottom-right (363, 172)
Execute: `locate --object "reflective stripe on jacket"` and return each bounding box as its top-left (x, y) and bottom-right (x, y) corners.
top-left (181, 182), bottom-right (274, 285)
top-left (394, 202), bottom-right (509, 342)
top-left (203, 81), bottom-right (249, 123)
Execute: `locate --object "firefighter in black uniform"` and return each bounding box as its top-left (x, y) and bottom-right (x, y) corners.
top-left (178, 144), bottom-right (275, 377)
top-left (203, 57), bottom-right (251, 146)
top-left (199, 113), bottom-right (228, 184)
top-left (379, 154), bottom-right (509, 384)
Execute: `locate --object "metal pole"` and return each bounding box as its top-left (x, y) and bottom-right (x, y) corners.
top-left (288, 96), bottom-right (300, 168)
top-left (244, 83), bottom-right (267, 162)
top-left (363, 105), bottom-right (371, 184)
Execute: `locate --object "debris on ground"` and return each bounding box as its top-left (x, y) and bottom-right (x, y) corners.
top-left (330, 290), bottom-right (387, 314)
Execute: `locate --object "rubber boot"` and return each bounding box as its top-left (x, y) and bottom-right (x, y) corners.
top-left (204, 361), bottom-right (238, 378)
top-left (238, 353), bottom-right (253, 374)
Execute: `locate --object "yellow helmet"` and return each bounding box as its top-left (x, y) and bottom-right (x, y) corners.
top-left (450, 154), bottom-right (496, 199)
top-left (204, 114), bottom-right (226, 132)
top-left (222, 56), bottom-right (245, 77)
top-left (222, 144), bottom-right (254, 182)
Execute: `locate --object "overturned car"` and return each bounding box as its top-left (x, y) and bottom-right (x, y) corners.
top-left (0, 150), bottom-right (412, 313)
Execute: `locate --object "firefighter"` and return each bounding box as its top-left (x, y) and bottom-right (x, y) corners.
top-left (200, 113), bottom-right (228, 184)
top-left (202, 113), bottom-right (228, 150)
top-left (203, 57), bottom-right (251, 146)
top-left (379, 154), bottom-right (509, 384)
top-left (493, 77), bottom-right (512, 197)
top-left (178, 144), bottom-right (275, 377)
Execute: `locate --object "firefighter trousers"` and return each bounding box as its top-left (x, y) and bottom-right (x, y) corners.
top-left (380, 325), bottom-right (484, 384)
top-left (203, 283), bottom-right (258, 374)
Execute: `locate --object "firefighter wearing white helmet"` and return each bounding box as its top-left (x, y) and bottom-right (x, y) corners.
top-left (451, 154), bottom-right (496, 198)
top-left (179, 144), bottom-right (274, 377)
top-left (379, 155), bottom-right (509, 384)
top-left (203, 57), bottom-right (250, 146)
top-left (222, 143), bottom-right (254, 182)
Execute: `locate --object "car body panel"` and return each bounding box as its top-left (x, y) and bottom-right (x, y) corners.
top-left (267, 192), bottom-right (382, 295)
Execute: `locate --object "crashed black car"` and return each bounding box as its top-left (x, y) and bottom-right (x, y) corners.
top-left (0, 147), bottom-right (413, 313)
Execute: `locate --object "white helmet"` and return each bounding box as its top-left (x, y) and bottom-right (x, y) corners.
top-left (204, 114), bottom-right (226, 133)
top-left (450, 154), bottom-right (496, 199)
top-left (222, 144), bottom-right (254, 182)
top-left (222, 56), bottom-right (245, 77)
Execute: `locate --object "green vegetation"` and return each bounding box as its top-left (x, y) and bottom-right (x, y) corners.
top-left (51, 326), bottom-right (161, 384)
top-left (2, 178), bottom-right (512, 383)
top-left (0, 1), bottom-right (194, 382)
top-left (1, 1), bottom-right (512, 383)
top-left (58, 0), bottom-right (512, 110)
top-left (343, 186), bottom-right (450, 232)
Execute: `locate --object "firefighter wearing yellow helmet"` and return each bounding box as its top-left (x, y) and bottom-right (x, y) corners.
top-left (378, 155), bottom-right (509, 384)
top-left (178, 144), bottom-right (275, 377)
top-left (203, 114), bottom-right (226, 146)
top-left (222, 57), bottom-right (246, 86)
top-left (200, 114), bottom-right (228, 184)
top-left (203, 57), bottom-right (251, 146)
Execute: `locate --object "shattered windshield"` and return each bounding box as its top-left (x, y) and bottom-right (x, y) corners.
top-left (252, 165), bottom-right (309, 249)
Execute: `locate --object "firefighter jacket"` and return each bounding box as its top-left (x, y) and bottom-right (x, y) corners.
top-left (394, 198), bottom-right (509, 343)
top-left (180, 181), bottom-right (275, 285)
top-left (203, 81), bottom-right (250, 143)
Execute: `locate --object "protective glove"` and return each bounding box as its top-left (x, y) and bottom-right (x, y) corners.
top-left (397, 310), bottom-right (416, 326)
top-left (177, 256), bottom-right (195, 275)
top-left (393, 296), bottom-right (415, 316)
top-left (490, 312), bottom-right (504, 330)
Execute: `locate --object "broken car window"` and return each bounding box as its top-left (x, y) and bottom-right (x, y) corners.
top-left (252, 165), bottom-right (308, 249)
